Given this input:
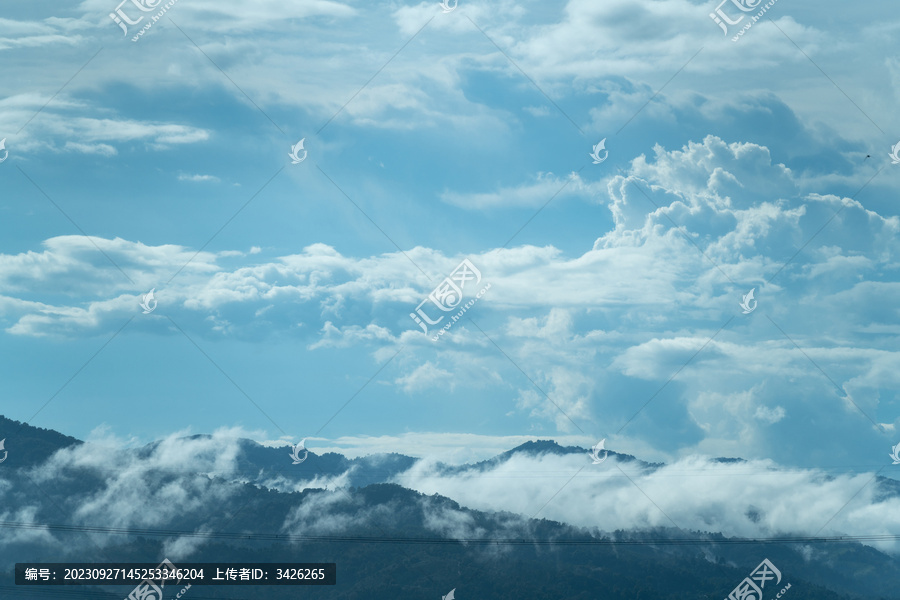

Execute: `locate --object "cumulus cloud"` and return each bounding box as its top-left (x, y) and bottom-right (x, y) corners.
top-left (0, 134), bottom-right (897, 462)
top-left (395, 361), bottom-right (456, 393)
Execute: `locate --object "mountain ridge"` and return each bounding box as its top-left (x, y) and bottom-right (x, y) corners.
top-left (1, 416), bottom-right (898, 599)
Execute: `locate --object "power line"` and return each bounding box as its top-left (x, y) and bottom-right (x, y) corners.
top-left (0, 521), bottom-right (897, 546)
top-left (0, 586), bottom-right (236, 600)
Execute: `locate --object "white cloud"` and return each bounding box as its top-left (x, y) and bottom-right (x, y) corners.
top-left (393, 451), bottom-right (900, 553)
top-left (0, 18), bottom-right (84, 50)
top-left (755, 404), bottom-right (786, 424)
top-left (0, 94), bottom-right (211, 153)
top-left (178, 173), bottom-right (220, 182)
top-left (19, 426), bottom-right (256, 548)
top-left (441, 171), bottom-right (604, 209)
top-left (63, 141), bottom-right (118, 155)
top-left (395, 361), bottom-right (456, 393)
top-left (523, 105), bottom-right (551, 117)
top-left (0, 133), bottom-right (898, 459)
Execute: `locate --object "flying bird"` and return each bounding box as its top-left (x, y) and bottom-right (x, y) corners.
top-left (442, 588), bottom-right (456, 600)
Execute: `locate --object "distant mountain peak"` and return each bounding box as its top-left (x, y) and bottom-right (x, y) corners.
top-left (0, 414), bottom-right (83, 468)
top-left (508, 439), bottom-right (569, 454)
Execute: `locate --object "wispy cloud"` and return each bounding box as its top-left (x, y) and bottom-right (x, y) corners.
top-left (178, 173), bottom-right (220, 182)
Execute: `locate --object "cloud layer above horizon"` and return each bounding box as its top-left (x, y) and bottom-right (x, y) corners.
top-left (1, 0), bottom-right (899, 501)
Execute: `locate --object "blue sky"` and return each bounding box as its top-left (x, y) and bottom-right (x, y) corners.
top-left (1, 0), bottom-right (900, 478)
